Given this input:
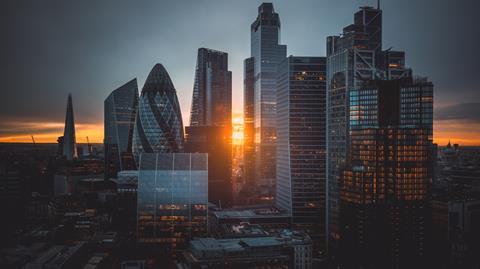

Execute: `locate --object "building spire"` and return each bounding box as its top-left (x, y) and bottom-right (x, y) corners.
top-left (63, 93), bottom-right (78, 160)
top-left (377, 0), bottom-right (380, 9)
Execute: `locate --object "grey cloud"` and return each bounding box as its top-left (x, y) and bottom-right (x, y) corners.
top-left (435, 103), bottom-right (480, 121)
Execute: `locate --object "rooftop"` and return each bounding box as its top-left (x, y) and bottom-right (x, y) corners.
top-left (213, 207), bottom-right (289, 219)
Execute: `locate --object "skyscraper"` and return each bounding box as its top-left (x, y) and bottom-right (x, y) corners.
top-left (276, 56), bottom-right (327, 255)
top-left (326, 5), bottom-right (383, 250)
top-left (250, 3), bottom-right (287, 188)
top-left (326, 6), bottom-right (433, 268)
top-left (137, 153), bottom-right (208, 247)
top-left (243, 57), bottom-right (255, 187)
top-left (340, 78), bottom-right (433, 268)
top-left (132, 64), bottom-right (184, 163)
top-left (186, 48), bottom-right (232, 207)
top-left (62, 93), bottom-right (78, 160)
top-left (190, 48), bottom-right (232, 127)
top-left (104, 78), bottom-right (139, 179)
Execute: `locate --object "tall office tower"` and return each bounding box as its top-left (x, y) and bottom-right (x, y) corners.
top-left (132, 64), bottom-right (184, 163)
top-left (250, 3), bottom-right (287, 188)
top-left (137, 153), bottom-right (208, 248)
top-left (190, 48), bottom-right (232, 127)
top-left (326, 5), bottom-right (382, 251)
top-left (340, 78), bottom-right (433, 268)
top-left (186, 48), bottom-right (232, 207)
top-left (327, 5), bottom-right (433, 268)
top-left (104, 78), bottom-right (139, 179)
top-left (276, 56), bottom-right (327, 255)
top-left (62, 93), bottom-right (78, 160)
top-left (243, 57), bottom-right (255, 187)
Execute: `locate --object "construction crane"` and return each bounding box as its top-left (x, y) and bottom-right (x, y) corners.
top-left (86, 136), bottom-right (92, 155)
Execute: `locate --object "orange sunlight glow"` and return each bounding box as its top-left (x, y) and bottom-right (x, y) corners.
top-left (232, 113), bottom-right (244, 146)
top-left (2, 118), bottom-right (479, 147)
top-left (0, 121), bottom-right (104, 143)
top-left (434, 120), bottom-right (480, 146)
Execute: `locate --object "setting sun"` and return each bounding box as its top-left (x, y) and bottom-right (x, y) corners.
top-left (232, 113), bottom-right (244, 146)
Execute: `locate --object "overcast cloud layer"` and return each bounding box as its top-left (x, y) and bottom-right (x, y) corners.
top-left (1, 0), bottom-right (479, 142)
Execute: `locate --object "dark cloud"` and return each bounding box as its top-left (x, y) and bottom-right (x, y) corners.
top-left (435, 103), bottom-right (480, 121)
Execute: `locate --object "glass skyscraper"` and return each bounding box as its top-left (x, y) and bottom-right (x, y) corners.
top-left (276, 56), bottom-right (327, 256)
top-left (186, 48), bottom-right (232, 207)
top-left (137, 153), bottom-right (208, 247)
top-left (250, 3), bottom-right (286, 188)
top-left (326, 5), bottom-right (383, 250)
top-left (243, 57), bottom-right (255, 187)
top-left (132, 64), bottom-right (184, 163)
top-left (104, 78), bottom-right (138, 179)
top-left (327, 5), bottom-right (434, 268)
top-left (62, 93), bottom-right (78, 160)
top-left (340, 79), bottom-right (433, 268)
top-left (189, 48), bottom-right (232, 127)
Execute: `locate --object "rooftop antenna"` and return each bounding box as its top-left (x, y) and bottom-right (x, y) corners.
top-left (377, 0), bottom-right (380, 9)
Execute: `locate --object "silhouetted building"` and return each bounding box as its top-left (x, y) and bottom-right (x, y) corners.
top-left (185, 126), bottom-right (232, 207)
top-left (250, 3), bottom-right (287, 188)
top-left (326, 6), bottom-right (384, 249)
top-left (243, 57), bottom-right (255, 188)
top-left (62, 93), bottom-right (78, 160)
top-left (276, 56), bottom-right (327, 256)
top-left (57, 136), bottom-right (64, 157)
top-left (210, 207), bottom-right (291, 233)
top-left (104, 78), bottom-right (139, 179)
top-left (132, 64), bottom-right (184, 163)
top-left (186, 48), bottom-right (232, 207)
top-left (137, 153), bottom-right (208, 248)
top-left (180, 237), bottom-right (290, 269)
top-left (179, 230), bottom-right (313, 269)
top-left (189, 48), bottom-right (232, 127)
top-left (326, 6), bottom-right (434, 268)
top-left (338, 78), bottom-right (433, 268)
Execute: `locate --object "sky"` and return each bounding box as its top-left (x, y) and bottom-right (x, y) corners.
top-left (1, 0), bottom-right (479, 145)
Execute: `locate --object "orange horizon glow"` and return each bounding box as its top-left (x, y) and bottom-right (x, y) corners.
top-left (0, 121), bottom-right (104, 143)
top-left (1, 118), bottom-right (479, 146)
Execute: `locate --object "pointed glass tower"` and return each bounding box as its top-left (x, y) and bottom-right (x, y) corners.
top-left (62, 93), bottom-right (78, 160)
top-left (132, 64), bottom-right (184, 163)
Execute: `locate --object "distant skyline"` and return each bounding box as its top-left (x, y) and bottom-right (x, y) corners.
top-left (1, 0), bottom-right (479, 145)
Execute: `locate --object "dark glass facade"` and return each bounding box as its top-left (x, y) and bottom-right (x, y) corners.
top-left (243, 57), bottom-right (255, 187)
top-left (137, 153), bottom-right (208, 247)
top-left (186, 48), bottom-right (232, 207)
top-left (326, 7), bottom-right (383, 247)
top-left (184, 126), bottom-right (232, 207)
top-left (132, 64), bottom-right (184, 163)
top-left (276, 56), bottom-right (327, 255)
top-left (189, 48), bottom-right (232, 127)
top-left (104, 78), bottom-right (138, 179)
top-left (327, 6), bottom-right (434, 268)
top-left (250, 3), bottom-right (287, 188)
top-left (339, 79), bottom-right (433, 268)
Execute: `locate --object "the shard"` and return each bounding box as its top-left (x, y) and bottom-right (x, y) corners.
top-left (62, 93), bottom-right (78, 160)
top-left (132, 64), bottom-right (184, 163)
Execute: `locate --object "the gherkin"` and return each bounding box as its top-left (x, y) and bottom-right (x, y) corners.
top-left (132, 64), bottom-right (184, 163)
